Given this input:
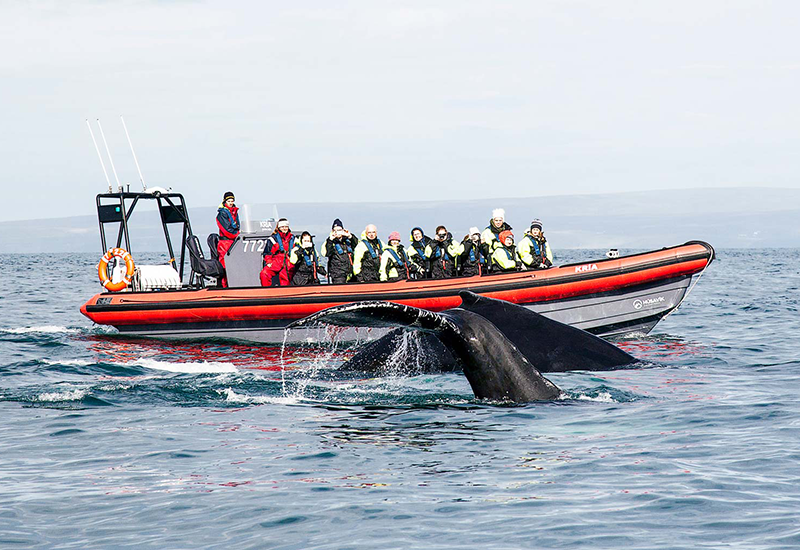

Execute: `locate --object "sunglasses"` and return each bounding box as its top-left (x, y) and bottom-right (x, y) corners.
top-left (437, 233), bottom-right (447, 237)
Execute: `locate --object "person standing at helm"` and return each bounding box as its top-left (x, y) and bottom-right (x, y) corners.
top-left (481, 208), bottom-right (513, 253)
top-left (491, 230), bottom-right (523, 272)
top-left (289, 231), bottom-right (327, 286)
top-left (260, 218), bottom-right (295, 287)
top-left (216, 191), bottom-right (239, 288)
top-left (321, 218), bottom-right (358, 284)
top-left (380, 231), bottom-right (422, 282)
top-left (518, 219), bottom-right (554, 270)
top-left (459, 227), bottom-right (487, 277)
top-left (424, 225), bottom-right (463, 279)
top-left (352, 224), bottom-right (383, 282)
top-left (407, 227), bottom-right (433, 278)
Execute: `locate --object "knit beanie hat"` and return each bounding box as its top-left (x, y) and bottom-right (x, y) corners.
top-left (223, 191), bottom-right (235, 202)
top-left (498, 230), bottom-right (514, 244)
top-left (388, 231), bottom-right (401, 243)
top-left (530, 219), bottom-right (543, 231)
top-left (332, 218), bottom-right (343, 230)
top-left (492, 208), bottom-right (505, 220)
top-left (469, 226), bottom-right (480, 236)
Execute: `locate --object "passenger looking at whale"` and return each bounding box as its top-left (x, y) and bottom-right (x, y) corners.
top-left (458, 227), bottom-right (487, 277)
top-left (352, 225), bottom-right (383, 283)
top-left (407, 227), bottom-right (433, 278)
top-left (215, 191), bottom-right (240, 288)
top-left (424, 226), bottom-right (463, 279)
top-left (321, 218), bottom-right (358, 284)
top-left (380, 232), bottom-right (423, 282)
top-left (491, 230), bottom-right (523, 272)
top-left (481, 208), bottom-right (512, 253)
top-left (518, 219), bottom-right (553, 270)
top-left (289, 232), bottom-right (326, 286)
top-left (260, 218), bottom-right (295, 287)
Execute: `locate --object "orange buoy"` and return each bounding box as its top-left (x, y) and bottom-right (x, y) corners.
top-left (98, 248), bottom-right (135, 292)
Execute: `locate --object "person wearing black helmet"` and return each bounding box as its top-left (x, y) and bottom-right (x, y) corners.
top-left (321, 218), bottom-right (358, 284)
top-left (518, 219), bottom-right (553, 269)
top-left (407, 227), bottom-right (433, 278)
top-left (289, 231), bottom-right (327, 286)
top-left (215, 191), bottom-right (239, 287)
top-left (424, 225), bottom-right (463, 279)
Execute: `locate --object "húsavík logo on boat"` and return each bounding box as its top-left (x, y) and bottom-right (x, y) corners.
top-left (632, 296), bottom-right (665, 310)
top-left (575, 264), bottom-right (598, 273)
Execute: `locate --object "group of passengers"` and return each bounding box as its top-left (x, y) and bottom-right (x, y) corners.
top-left (216, 193), bottom-right (553, 288)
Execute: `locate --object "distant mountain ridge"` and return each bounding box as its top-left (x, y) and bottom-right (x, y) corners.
top-left (2, 187), bottom-right (798, 253)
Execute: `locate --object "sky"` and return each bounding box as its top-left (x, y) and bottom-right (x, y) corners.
top-left (1, 0), bottom-right (798, 222)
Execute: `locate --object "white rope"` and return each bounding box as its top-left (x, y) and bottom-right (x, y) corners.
top-left (662, 260), bottom-right (711, 320)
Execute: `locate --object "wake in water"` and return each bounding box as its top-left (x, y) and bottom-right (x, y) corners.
top-left (0, 314), bottom-right (677, 409)
top-left (2, 326), bottom-right (81, 335)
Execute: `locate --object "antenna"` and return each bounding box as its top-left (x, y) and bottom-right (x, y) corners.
top-left (96, 119), bottom-right (122, 191)
top-left (86, 119), bottom-right (112, 193)
top-left (120, 115), bottom-right (147, 191)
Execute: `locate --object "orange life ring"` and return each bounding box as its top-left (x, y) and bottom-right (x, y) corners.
top-left (98, 248), bottom-right (135, 292)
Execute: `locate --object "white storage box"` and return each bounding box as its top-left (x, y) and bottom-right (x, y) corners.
top-left (132, 265), bottom-right (182, 291)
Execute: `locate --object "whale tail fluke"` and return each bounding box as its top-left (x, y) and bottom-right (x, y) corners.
top-left (290, 297), bottom-right (562, 402)
top-left (456, 291), bottom-right (637, 371)
top-left (287, 300), bottom-right (451, 332)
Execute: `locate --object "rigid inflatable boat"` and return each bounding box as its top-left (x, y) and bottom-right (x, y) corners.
top-left (80, 191), bottom-right (714, 342)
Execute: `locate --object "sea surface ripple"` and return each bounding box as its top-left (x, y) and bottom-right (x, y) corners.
top-left (1, 250), bottom-right (799, 549)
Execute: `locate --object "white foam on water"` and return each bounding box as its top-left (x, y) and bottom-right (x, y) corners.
top-left (95, 384), bottom-right (131, 392)
top-left (36, 389), bottom-right (88, 402)
top-left (222, 387), bottom-right (297, 405)
top-left (570, 391), bottom-right (617, 403)
top-left (3, 326), bottom-right (80, 335)
top-left (42, 359), bottom-right (93, 367)
top-left (134, 358), bottom-right (237, 374)
top-left (330, 383), bottom-right (404, 396)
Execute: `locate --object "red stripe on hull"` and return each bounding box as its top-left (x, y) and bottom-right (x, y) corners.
top-left (81, 242), bottom-right (713, 328)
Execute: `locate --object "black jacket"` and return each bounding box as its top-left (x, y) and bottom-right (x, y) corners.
top-left (427, 234), bottom-right (458, 279)
top-left (459, 239), bottom-right (487, 277)
top-left (322, 234), bottom-right (358, 282)
top-left (291, 245), bottom-right (326, 286)
top-left (408, 234), bottom-right (434, 278)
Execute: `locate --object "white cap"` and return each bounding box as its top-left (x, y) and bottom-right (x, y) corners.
top-left (469, 226), bottom-right (480, 235)
top-left (492, 208), bottom-right (505, 219)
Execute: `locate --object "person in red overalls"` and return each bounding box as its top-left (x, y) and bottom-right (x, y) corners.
top-left (216, 191), bottom-right (240, 287)
top-left (259, 218), bottom-right (296, 287)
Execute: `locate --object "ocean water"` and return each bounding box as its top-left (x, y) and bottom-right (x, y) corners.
top-left (1, 249), bottom-right (799, 549)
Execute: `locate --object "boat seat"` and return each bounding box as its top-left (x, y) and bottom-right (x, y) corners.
top-left (207, 233), bottom-right (221, 261)
top-left (186, 234), bottom-right (225, 280)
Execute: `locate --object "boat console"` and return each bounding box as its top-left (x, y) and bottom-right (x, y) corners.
top-left (223, 215), bottom-right (278, 288)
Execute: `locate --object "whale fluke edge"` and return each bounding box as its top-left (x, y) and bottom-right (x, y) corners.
top-left (289, 291), bottom-right (638, 402)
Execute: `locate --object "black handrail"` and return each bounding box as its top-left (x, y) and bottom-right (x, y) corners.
top-left (95, 191), bottom-right (194, 285)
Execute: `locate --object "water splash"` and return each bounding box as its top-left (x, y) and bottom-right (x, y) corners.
top-left (133, 358), bottom-right (237, 374)
top-left (2, 326), bottom-right (80, 335)
top-left (279, 328), bottom-right (290, 396)
top-left (36, 389), bottom-right (88, 402)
